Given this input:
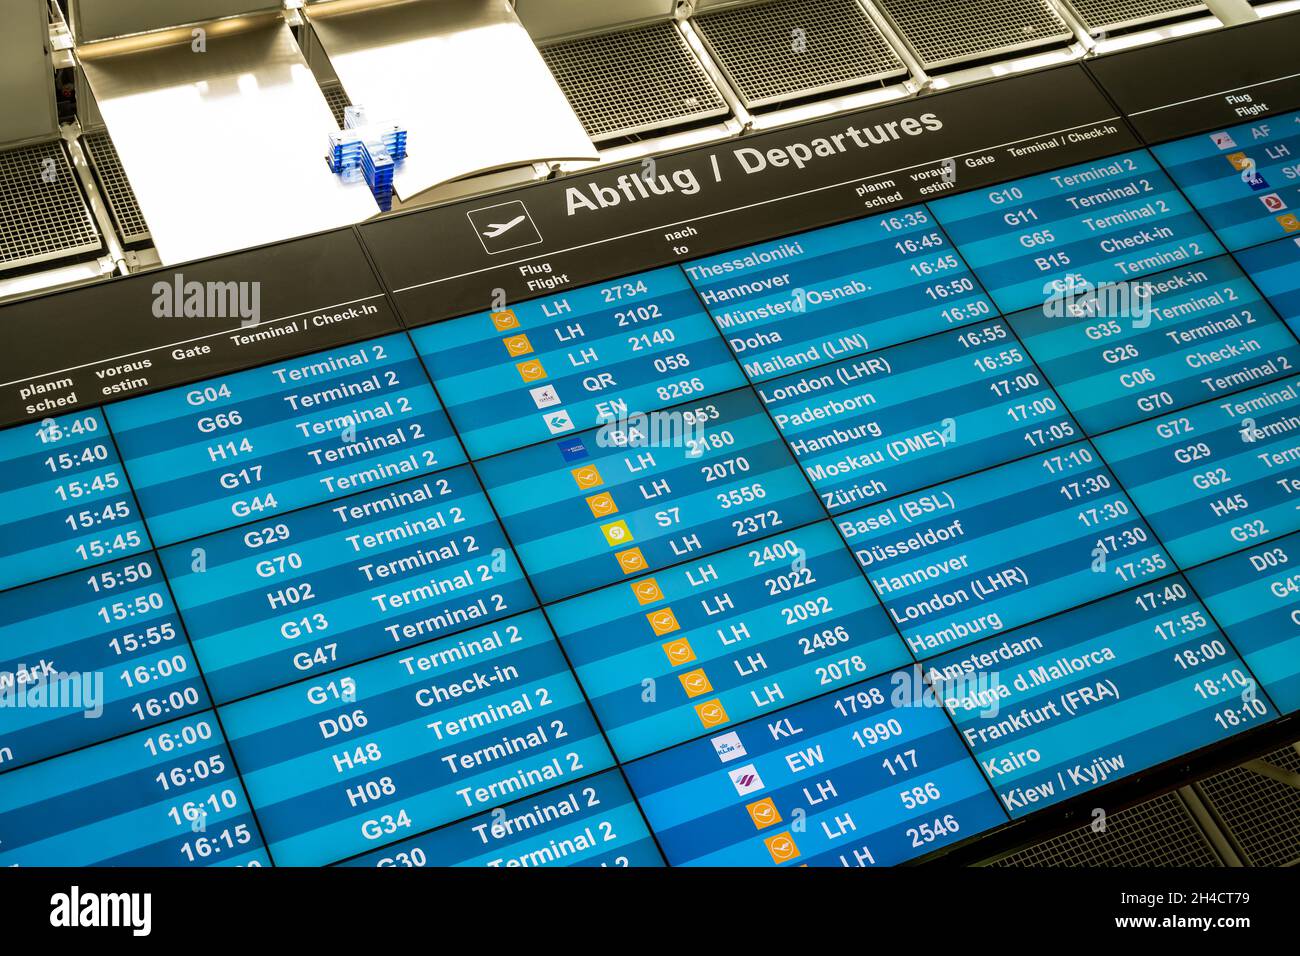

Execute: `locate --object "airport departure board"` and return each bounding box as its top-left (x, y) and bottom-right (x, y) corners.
top-left (1, 17), bottom-right (1300, 868)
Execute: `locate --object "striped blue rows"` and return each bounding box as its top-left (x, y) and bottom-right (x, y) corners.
top-left (1153, 110), bottom-right (1300, 252)
top-left (2, 137), bottom-right (1298, 869)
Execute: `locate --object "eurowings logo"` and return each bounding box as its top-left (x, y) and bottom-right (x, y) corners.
top-left (729, 764), bottom-right (764, 796)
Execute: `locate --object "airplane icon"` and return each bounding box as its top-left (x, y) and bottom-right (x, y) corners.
top-left (481, 215), bottom-right (526, 238)
top-left (467, 200), bottom-right (543, 254)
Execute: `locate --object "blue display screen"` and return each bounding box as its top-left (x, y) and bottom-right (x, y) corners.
top-left (0, 555), bottom-right (207, 771)
top-left (928, 151), bottom-right (1223, 313)
top-left (3, 96), bottom-right (1299, 869)
top-left (1239, 236), bottom-right (1300, 333)
top-left (158, 467), bottom-right (536, 703)
top-left (1093, 376), bottom-right (1300, 567)
top-left (219, 610), bottom-right (613, 865)
top-left (927, 578), bottom-right (1272, 817)
top-left (624, 670), bottom-right (1008, 866)
top-left (0, 713), bottom-right (269, 866)
top-left (681, 210), bottom-right (997, 379)
top-left (836, 442), bottom-right (1171, 658)
top-left (548, 521), bottom-right (910, 761)
top-left (0, 410), bottom-right (149, 589)
top-left (1187, 533), bottom-right (1300, 715)
top-left (1007, 256), bottom-right (1300, 434)
top-left (1153, 111), bottom-right (1300, 251)
top-left (475, 388), bottom-right (826, 604)
top-left (410, 267), bottom-right (746, 458)
top-left (757, 319), bottom-right (1080, 511)
top-left (105, 334), bottom-right (464, 545)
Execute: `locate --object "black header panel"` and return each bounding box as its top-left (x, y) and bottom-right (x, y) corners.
top-left (0, 229), bottom-right (399, 428)
top-left (361, 65), bottom-right (1139, 328)
top-left (1087, 11), bottom-right (1300, 143)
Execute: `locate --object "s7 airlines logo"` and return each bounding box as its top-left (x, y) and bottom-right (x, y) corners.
top-left (600, 520), bottom-right (633, 547)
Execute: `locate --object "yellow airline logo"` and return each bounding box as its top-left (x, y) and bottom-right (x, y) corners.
top-left (601, 520), bottom-right (633, 547)
top-left (615, 548), bottom-right (647, 574)
top-left (586, 492), bottom-right (618, 517)
top-left (490, 310), bottom-right (520, 331)
top-left (630, 579), bottom-right (663, 605)
top-left (570, 466), bottom-right (603, 490)
top-left (679, 669), bottom-right (712, 698)
top-left (502, 334), bottom-right (533, 357)
top-left (764, 832), bottom-right (800, 863)
top-left (661, 638), bottom-right (696, 666)
top-left (746, 798), bottom-right (781, 830)
top-left (646, 608), bottom-right (680, 636)
top-left (695, 699), bottom-right (728, 728)
top-left (516, 359), bottom-right (547, 383)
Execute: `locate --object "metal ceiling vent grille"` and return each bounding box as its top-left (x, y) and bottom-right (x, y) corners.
top-left (987, 792), bottom-right (1224, 867)
top-left (82, 130), bottom-right (151, 246)
top-left (694, 0), bottom-right (907, 109)
top-left (541, 22), bottom-right (729, 141)
top-left (876, 0), bottom-right (1073, 70)
top-left (321, 83), bottom-right (353, 130)
top-left (0, 141), bottom-right (102, 273)
top-left (1199, 747), bottom-right (1300, 867)
top-left (1063, 0), bottom-right (1205, 34)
